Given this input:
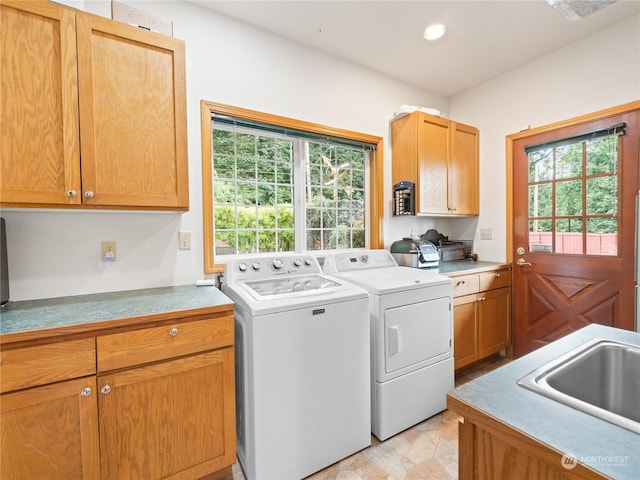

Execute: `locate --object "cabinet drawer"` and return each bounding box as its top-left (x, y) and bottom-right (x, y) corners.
top-left (479, 269), bottom-right (512, 291)
top-left (0, 338), bottom-right (96, 393)
top-left (97, 316), bottom-right (233, 372)
top-left (452, 275), bottom-right (480, 297)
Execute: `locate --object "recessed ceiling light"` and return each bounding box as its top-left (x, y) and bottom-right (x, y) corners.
top-left (423, 23), bottom-right (446, 41)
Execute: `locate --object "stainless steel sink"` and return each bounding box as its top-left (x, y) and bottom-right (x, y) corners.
top-left (517, 338), bottom-right (640, 434)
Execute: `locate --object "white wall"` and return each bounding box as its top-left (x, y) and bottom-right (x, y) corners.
top-left (3, 0), bottom-right (447, 301)
top-left (449, 14), bottom-right (640, 262)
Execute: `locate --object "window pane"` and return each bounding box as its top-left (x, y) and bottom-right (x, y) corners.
top-left (555, 219), bottom-right (583, 254)
top-left (257, 160), bottom-right (275, 183)
top-left (556, 180), bottom-right (582, 216)
top-left (586, 217), bottom-right (617, 255)
top-left (529, 184), bottom-right (552, 217)
top-left (212, 130), bottom-right (234, 155)
top-left (555, 144), bottom-right (582, 179)
top-left (237, 157), bottom-right (256, 181)
top-left (276, 186), bottom-right (293, 204)
top-left (529, 219), bottom-right (552, 253)
top-left (276, 162), bottom-right (292, 184)
top-left (277, 208), bottom-right (294, 228)
top-left (215, 230), bottom-right (236, 256)
top-left (586, 176), bottom-right (617, 215)
top-left (257, 136), bottom-right (275, 159)
top-left (236, 133), bottom-right (255, 156)
top-left (528, 149), bottom-right (553, 182)
top-left (213, 155), bottom-right (235, 179)
top-left (237, 182), bottom-right (256, 205)
top-left (257, 184), bottom-right (275, 206)
top-left (586, 136), bottom-right (617, 175)
top-left (237, 230), bottom-right (257, 254)
top-left (214, 180), bottom-right (235, 204)
top-left (278, 230), bottom-right (295, 251)
top-left (307, 229), bottom-right (321, 250)
top-left (214, 205), bottom-right (235, 229)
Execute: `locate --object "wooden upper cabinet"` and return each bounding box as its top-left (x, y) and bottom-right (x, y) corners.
top-left (0, 0), bottom-right (81, 205)
top-left (76, 13), bottom-right (188, 209)
top-left (392, 111), bottom-right (479, 216)
top-left (0, 0), bottom-right (189, 210)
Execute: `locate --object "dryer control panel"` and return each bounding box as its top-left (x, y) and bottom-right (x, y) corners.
top-left (324, 250), bottom-right (397, 273)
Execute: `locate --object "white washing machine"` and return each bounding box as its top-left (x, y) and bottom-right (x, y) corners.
top-left (323, 249), bottom-right (454, 440)
top-left (222, 253), bottom-right (370, 480)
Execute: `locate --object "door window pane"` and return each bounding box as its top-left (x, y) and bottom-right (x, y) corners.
top-left (527, 132), bottom-right (620, 256)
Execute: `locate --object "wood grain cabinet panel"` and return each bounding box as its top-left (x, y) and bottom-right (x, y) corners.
top-left (0, 0), bottom-right (81, 205)
top-left (97, 316), bottom-right (234, 372)
top-left (391, 111), bottom-right (479, 216)
top-left (76, 13), bottom-right (188, 209)
top-left (0, 0), bottom-right (188, 210)
top-left (98, 349), bottom-right (236, 480)
top-left (451, 268), bottom-right (512, 370)
top-left (0, 337), bottom-right (96, 393)
top-left (0, 376), bottom-right (100, 479)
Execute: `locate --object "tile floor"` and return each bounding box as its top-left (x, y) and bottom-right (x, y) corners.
top-left (224, 354), bottom-right (511, 480)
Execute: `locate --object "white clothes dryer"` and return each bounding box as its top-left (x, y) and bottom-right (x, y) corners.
top-left (323, 249), bottom-right (454, 440)
top-left (222, 253), bottom-right (370, 480)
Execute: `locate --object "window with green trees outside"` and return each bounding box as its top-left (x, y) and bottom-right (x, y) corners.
top-left (211, 123), bottom-right (370, 257)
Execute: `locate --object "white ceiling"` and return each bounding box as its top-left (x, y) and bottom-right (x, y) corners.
top-left (191, 0), bottom-right (640, 97)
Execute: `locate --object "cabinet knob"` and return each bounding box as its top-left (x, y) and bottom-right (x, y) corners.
top-left (67, 190), bottom-right (77, 198)
top-left (81, 387), bottom-right (92, 397)
top-left (477, 297), bottom-right (486, 302)
top-left (84, 190), bottom-right (94, 199)
top-left (495, 273), bottom-right (501, 278)
top-left (169, 327), bottom-right (179, 337)
top-left (101, 385), bottom-right (111, 395)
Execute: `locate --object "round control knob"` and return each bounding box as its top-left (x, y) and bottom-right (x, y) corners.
top-left (304, 258), bottom-right (313, 266)
top-left (273, 259), bottom-right (284, 269)
top-left (252, 262), bottom-right (261, 271)
top-left (293, 258), bottom-right (302, 267)
top-left (238, 263), bottom-right (247, 272)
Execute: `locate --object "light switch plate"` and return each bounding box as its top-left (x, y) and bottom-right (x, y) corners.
top-left (480, 229), bottom-right (492, 240)
top-left (179, 231), bottom-right (191, 250)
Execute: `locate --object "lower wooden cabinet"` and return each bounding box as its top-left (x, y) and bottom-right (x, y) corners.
top-left (0, 311), bottom-right (235, 480)
top-left (451, 268), bottom-right (512, 370)
top-left (0, 376), bottom-right (100, 479)
top-left (98, 349), bottom-right (235, 480)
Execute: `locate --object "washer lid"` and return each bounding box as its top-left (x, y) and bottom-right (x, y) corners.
top-left (242, 274), bottom-right (340, 298)
top-left (334, 266), bottom-right (451, 294)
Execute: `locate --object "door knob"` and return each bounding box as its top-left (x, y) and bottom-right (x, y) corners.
top-left (517, 258), bottom-right (532, 267)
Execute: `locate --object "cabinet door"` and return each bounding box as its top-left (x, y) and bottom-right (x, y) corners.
top-left (417, 114), bottom-right (450, 214)
top-left (0, 376), bottom-right (100, 479)
top-left (76, 14), bottom-right (188, 209)
top-left (449, 122), bottom-right (479, 215)
top-left (0, 0), bottom-right (81, 205)
top-left (98, 349), bottom-right (235, 479)
top-left (478, 286), bottom-right (511, 358)
top-left (454, 294), bottom-right (479, 370)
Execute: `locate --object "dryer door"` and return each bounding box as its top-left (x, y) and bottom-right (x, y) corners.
top-left (384, 297), bottom-right (451, 374)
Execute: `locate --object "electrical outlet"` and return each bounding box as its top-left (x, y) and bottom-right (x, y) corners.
top-left (179, 231), bottom-right (191, 250)
top-left (101, 241), bottom-right (117, 261)
top-left (480, 229), bottom-right (492, 240)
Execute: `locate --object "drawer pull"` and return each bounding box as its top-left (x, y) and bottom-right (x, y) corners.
top-left (81, 387), bottom-right (92, 397)
top-left (101, 385), bottom-right (111, 395)
top-left (477, 297), bottom-right (487, 302)
top-left (169, 327), bottom-right (179, 337)
top-left (457, 280), bottom-right (466, 286)
top-left (495, 273), bottom-right (501, 278)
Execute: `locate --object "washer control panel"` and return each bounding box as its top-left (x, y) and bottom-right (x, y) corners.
top-left (224, 253), bottom-right (321, 283)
